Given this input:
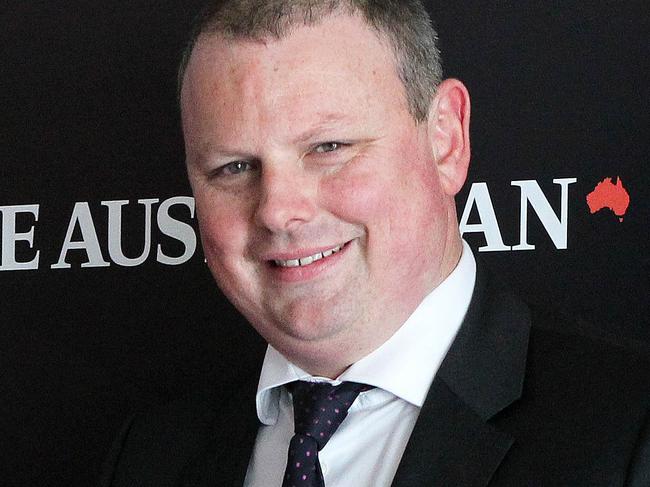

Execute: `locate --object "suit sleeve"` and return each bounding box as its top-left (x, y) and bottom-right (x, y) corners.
top-left (97, 414), bottom-right (138, 487)
top-left (625, 407), bottom-right (650, 487)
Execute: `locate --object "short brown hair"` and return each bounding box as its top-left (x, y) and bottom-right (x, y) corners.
top-left (178, 0), bottom-right (442, 122)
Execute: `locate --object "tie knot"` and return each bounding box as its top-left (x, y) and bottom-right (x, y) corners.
top-left (287, 381), bottom-right (372, 450)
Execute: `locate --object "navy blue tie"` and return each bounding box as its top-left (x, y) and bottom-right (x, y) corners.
top-left (282, 381), bottom-right (373, 487)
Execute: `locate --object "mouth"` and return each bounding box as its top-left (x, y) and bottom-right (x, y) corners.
top-left (271, 243), bottom-right (347, 268)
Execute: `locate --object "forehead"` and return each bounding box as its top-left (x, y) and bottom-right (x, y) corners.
top-left (185, 12), bottom-right (398, 86)
top-left (180, 13), bottom-right (409, 146)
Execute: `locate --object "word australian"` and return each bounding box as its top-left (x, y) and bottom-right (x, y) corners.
top-left (0, 179), bottom-right (576, 271)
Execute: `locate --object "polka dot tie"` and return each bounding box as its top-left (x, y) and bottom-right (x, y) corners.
top-left (281, 381), bottom-right (373, 487)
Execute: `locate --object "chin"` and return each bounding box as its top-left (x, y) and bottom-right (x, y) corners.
top-left (279, 314), bottom-right (351, 343)
top-left (270, 292), bottom-right (360, 336)
top-left (276, 330), bottom-right (359, 378)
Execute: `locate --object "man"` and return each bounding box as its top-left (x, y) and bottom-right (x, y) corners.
top-left (100, 1), bottom-right (649, 486)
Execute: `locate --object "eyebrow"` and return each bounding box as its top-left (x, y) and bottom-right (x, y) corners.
top-left (193, 112), bottom-right (355, 163)
top-left (192, 142), bottom-right (256, 167)
top-left (290, 113), bottom-right (353, 145)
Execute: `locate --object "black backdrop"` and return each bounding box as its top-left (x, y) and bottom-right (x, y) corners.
top-left (1, 1), bottom-right (648, 486)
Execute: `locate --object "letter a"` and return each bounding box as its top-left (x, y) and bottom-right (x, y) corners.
top-left (51, 202), bottom-right (110, 269)
top-left (459, 183), bottom-right (510, 252)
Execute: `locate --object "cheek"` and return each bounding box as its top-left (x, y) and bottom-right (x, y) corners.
top-left (194, 192), bottom-right (251, 261)
top-left (194, 194), bottom-right (263, 313)
top-left (320, 147), bottom-right (447, 274)
top-left (321, 165), bottom-right (387, 223)
top-left (321, 143), bottom-right (441, 234)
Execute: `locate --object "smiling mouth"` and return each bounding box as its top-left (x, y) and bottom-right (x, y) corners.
top-left (272, 244), bottom-right (344, 268)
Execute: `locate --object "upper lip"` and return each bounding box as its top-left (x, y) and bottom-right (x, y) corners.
top-left (261, 241), bottom-right (349, 262)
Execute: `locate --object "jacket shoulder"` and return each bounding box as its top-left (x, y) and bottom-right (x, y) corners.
top-left (527, 306), bottom-right (650, 397)
top-left (98, 396), bottom-right (221, 487)
top-left (490, 308), bottom-right (650, 484)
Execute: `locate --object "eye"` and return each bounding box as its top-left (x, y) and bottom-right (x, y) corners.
top-left (313, 142), bottom-right (342, 154)
top-left (217, 161), bottom-right (254, 176)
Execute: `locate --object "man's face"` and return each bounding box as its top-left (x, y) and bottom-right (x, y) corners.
top-left (181, 14), bottom-right (464, 376)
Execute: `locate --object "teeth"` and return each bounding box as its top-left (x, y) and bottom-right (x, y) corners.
top-left (274, 245), bottom-right (342, 268)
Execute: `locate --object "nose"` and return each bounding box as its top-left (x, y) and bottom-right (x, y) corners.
top-left (254, 165), bottom-right (318, 233)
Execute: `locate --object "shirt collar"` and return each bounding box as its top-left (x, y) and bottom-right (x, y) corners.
top-left (255, 240), bottom-right (477, 424)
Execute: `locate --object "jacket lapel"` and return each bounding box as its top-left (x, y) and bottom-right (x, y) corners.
top-left (392, 263), bottom-right (531, 487)
top-left (391, 378), bottom-right (514, 487)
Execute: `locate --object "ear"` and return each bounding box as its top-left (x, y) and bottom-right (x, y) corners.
top-left (427, 78), bottom-right (471, 196)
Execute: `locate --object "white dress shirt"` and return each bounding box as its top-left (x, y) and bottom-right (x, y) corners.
top-left (244, 241), bottom-right (476, 487)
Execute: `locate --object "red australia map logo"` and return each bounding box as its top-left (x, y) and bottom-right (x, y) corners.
top-left (586, 177), bottom-right (630, 222)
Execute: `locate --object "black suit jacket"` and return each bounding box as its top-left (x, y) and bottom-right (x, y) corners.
top-left (99, 265), bottom-right (650, 486)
